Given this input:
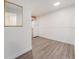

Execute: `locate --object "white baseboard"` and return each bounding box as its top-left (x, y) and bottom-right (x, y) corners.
top-left (39, 35), bottom-right (74, 45)
top-left (6, 48), bottom-right (32, 59)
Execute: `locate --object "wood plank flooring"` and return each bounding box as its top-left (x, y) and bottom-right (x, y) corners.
top-left (32, 37), bottom-right (74, 59)
top-left (16, 37), bottom-right (74, 59)
top-left (16, 50), bottom-right (33, 59)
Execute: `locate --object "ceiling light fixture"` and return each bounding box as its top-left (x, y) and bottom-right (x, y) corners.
top-left (53, 2), bottom-right (60, 6)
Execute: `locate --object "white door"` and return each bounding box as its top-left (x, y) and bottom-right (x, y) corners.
top-left (32, 21), bottom-right (38, 37)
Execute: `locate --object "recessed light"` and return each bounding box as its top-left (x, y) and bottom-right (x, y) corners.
top-left (53, 2), bottom-right (60, 6)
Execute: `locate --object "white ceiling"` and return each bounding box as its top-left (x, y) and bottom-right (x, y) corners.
top-left (31, 0), bottom-right (75, 17)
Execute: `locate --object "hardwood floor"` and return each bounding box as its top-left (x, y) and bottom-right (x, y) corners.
top-left (16, 37), bottom-right (74, 59)
top-left (32, 37), bottom-right (74, 59)
top-left (16, 50), bottom-right (33, 59)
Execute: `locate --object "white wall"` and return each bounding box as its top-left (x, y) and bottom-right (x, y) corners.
top-left (38, 5), bottom-right (75, 45)
top-left (5, 0), bottom-right (32, 59)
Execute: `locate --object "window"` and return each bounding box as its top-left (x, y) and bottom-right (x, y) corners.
top-left (5, 1), bottom-right (23, 27)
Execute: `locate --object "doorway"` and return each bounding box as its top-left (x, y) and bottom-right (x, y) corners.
top-left (32, 16), bottom-right (38, 38)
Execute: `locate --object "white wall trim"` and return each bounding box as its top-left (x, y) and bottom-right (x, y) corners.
top-left (6, 48), bottom-right (32, 59)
